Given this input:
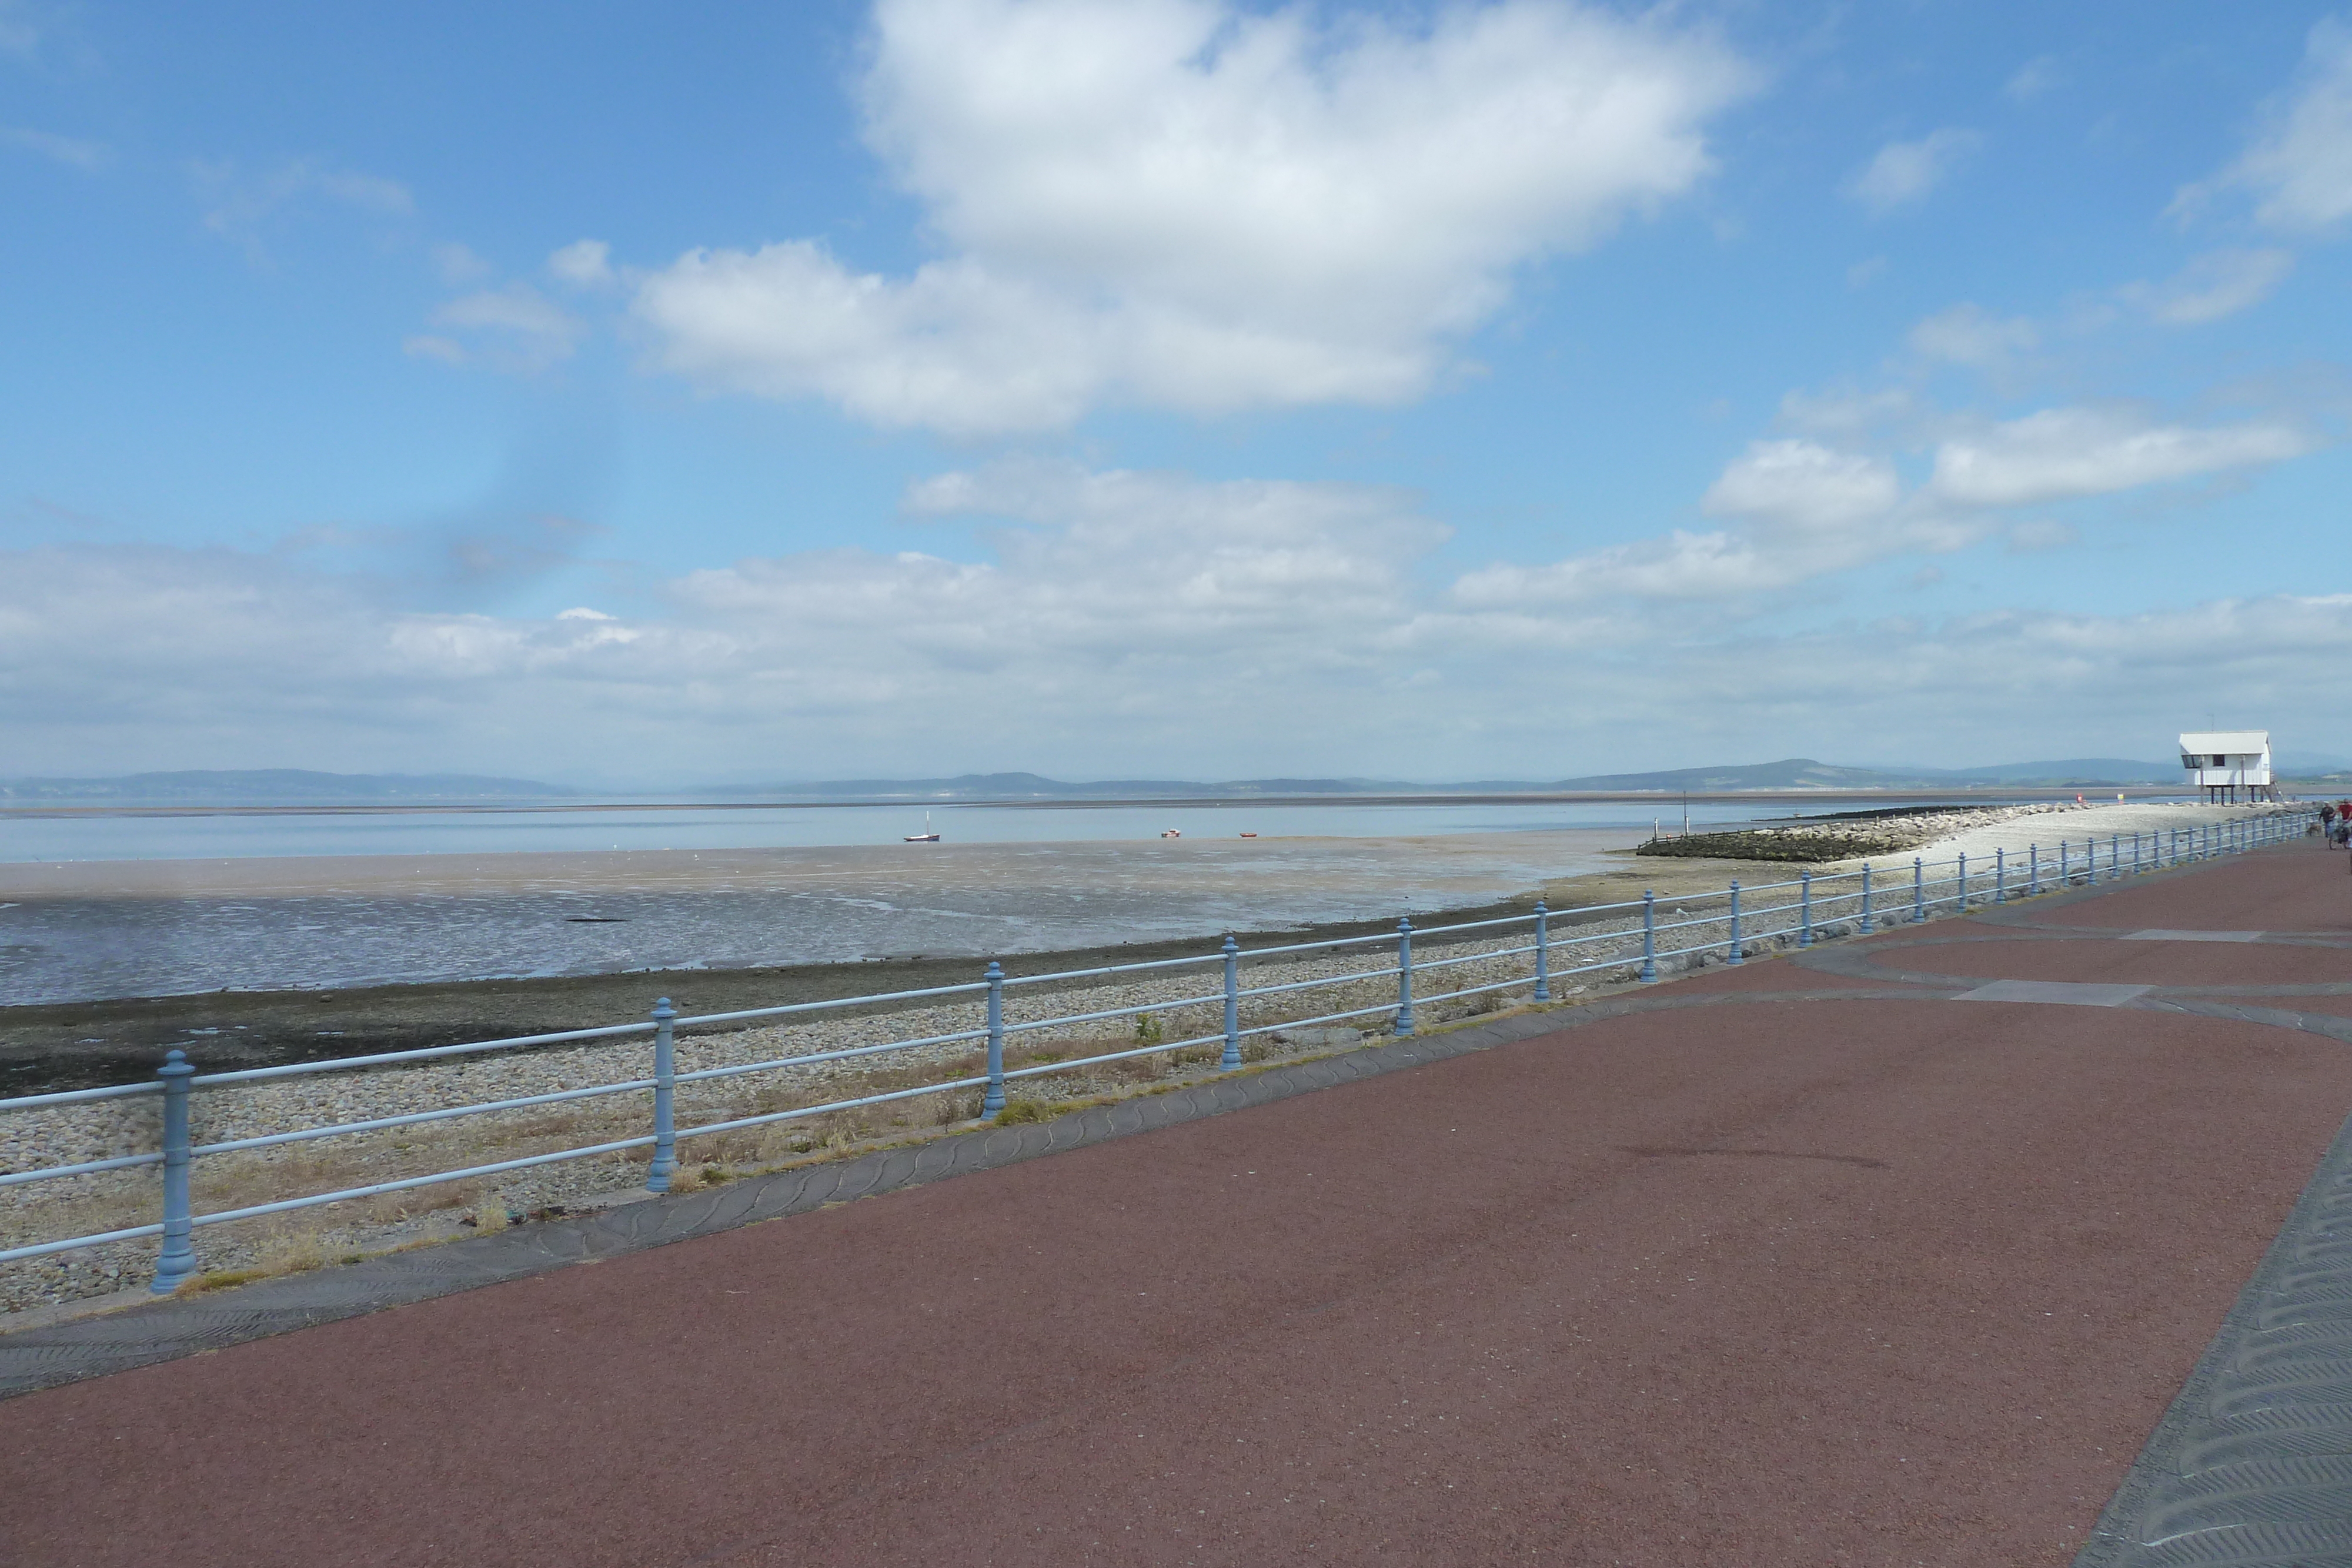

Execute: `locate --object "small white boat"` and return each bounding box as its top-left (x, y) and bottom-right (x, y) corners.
top-left (904, 811), bottom-right (941, 843)
top-left (1160, 828), bottom-right (1181, 839)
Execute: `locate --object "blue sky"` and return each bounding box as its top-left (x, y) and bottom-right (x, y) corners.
top-left (4, 0), bottom-right (2350, 785)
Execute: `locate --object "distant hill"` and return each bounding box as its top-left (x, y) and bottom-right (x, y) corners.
top-left (1539, 759), bottom-right (1917, 792)
top-left (0, 770), bottom-right (583, 805)
top-left (1882, 758), bottom-right (2181, 786)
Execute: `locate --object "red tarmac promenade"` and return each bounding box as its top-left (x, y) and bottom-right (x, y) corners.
top-left (6, 843), bottom-right (2352, 1566)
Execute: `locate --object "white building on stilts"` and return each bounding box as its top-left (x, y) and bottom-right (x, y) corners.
top-left (2179, 730), bottom-right (2274, 803)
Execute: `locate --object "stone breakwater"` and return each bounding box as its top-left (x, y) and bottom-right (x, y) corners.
top-left (1638, 800), bottom-right (2294, 864)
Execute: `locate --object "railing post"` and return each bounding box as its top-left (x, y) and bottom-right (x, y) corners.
top-left (1726, 880), bottom-right (1743, 965)
top-left (2133, 832), bottom-right (2142, 875)
top-left (2110, 833), bottom-right (2120, 880)
top-left (1995, 847), bottom-right (2006, 904)
top-left (2029, 844), bottom-right (2040, 896)
top-left (150, 1050), bottom-right (196, 1295)
top-left (1958, 851), bottom-right (1968, 911)
top-left (1913, 856), bottom-right (1925, 922)
top-left (2060, 838), bottom-right (2069, 886)
top-left (1532, 901), bottom-right (1552, 1002)
top-left (1394, 919), bottom-right (1415, 1037)
top-left (1641, 891), bottom-right (1658, 982)
top-left (1799, 871), bottom-right (1813, 948)
top-left (983, 962), bottom-right (1007, 1118)
top-left (646, 997), bottom-right (676, 1192)
top-left (1220, 936), bottom-right (1241, 1069)
top-left (1860, 863), bottom-right (1875, 934)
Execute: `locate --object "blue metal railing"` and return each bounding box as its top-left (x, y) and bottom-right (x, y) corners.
top-left (0, 807), bottom-right (2312, 1293)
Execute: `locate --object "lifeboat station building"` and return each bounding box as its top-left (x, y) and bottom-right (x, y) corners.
top-left (2179, 730), bottom-right (2273, 803)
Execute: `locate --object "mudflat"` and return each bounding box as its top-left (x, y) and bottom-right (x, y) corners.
top-left (0, 849), bottom-right (1789, 1093)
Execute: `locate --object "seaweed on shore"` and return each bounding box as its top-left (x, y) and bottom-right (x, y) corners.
top-left (1635, 830), bottom-right (1905, 862)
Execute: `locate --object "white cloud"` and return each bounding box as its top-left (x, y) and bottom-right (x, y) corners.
top-left (549, 239), bottom-right (614, 287)
top-left (2119, 248), bottom-right (2294, 324)
top-left (1462, 393), bottom-right (2320, 617)
top-left (1700, 440), bottom-right (1900, 533)
top-left (2005, 56), bottom-right (2063, 102)
top-left (193, 156), bottom-right (415, 258)
top-left (1448, 529), bottom-right (1767, 608)
top-left (417, 285), bottom-right (584, 372)
top-left (1907, 303), bottom-right (2037, 368)
top-left (9, 536), bottom-right (2347, 781)
top-left (400, 335), bottom-right (467, 366)
top-left (0, 125), bottom-right (107, 170)
top-left (1926, 407), bottom-right (2309, 507)
top-left (631, 0), bottom-right (1753, 434)
top-left (0, 1), bottom-right (39, 55)
top-left (1776, 386), bottom-right (1916, 438)
top-left (686, 459), bottom-right (1445, 660)
top-left (1846, 128), bottom-right (1982, 214)
top-left (2174, 17), bottom-right (2352, 232)
top-left (431, 242), bottom-right (492, 285)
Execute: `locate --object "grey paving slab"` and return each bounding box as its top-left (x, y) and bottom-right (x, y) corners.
top-left (1956, 979), bottom-right (2154, 1007)
top-left (2126, 930), bottom-right (2266, 943)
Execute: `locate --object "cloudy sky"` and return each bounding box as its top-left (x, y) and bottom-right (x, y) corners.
top-left (5, 0), bottom-right (2350, 785)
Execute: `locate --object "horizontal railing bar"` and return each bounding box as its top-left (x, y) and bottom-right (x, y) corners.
top-left (669, 978), bottom-right (993, 1031)
top-left (1234, 1000), bottom-right (1401, 1036)
top-left (1001, 991), bottom-right (1227, 1035)
top-left (998, 952), bottom-right (1224, 987)
top-left (671, 1027), bottom-right (990, 1086)
top-left (1220, 929), bottom-right (1405, 959)
top-left (0, 1080), bottom-right (163, 1113)
top-left (672, 1075), bottom-right (994, 1142)
top-left (1237, 965), bottom-right (1398, 1001)
top-left (1409, 943), bottom-right (1541, 975)
top-left (189, 1136), bottom-right (660, 1229)
top-left (192, 1022), bottom-right (657, 1087)
top-left (0, 1150), bottom-right (166, 1187)
top-left (1400, 911), bottom-right (1538, 937)
top-left (1001, 1032), bottom-right (1228, 1081)
top-left (0, 1221), bottom-right (168, 1265)
top-left (189, 1078), bottom-right (659, 1158)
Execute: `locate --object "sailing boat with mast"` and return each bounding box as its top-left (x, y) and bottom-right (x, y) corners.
top-left (903, 811), bottom-right (940, 842)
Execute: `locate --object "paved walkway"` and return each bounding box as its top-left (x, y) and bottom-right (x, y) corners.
top-left (7, 844), bottom-right (2352, 1566)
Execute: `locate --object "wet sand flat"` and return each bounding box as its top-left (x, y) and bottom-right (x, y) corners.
top-left (0, 831), bottom-right (1646, 1012)
top-left (0, 841), bottom-right (1788, 1093)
